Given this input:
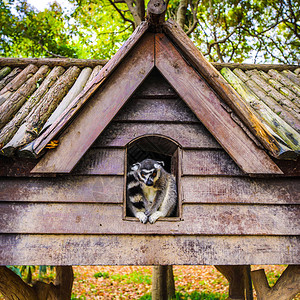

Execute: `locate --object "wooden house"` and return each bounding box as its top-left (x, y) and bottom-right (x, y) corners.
top-left (0, 1), bottom-right (299, 298)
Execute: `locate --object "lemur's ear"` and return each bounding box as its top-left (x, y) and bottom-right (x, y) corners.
top-left (131, 162), bottom-right (141, 171)
top-left (155, 161), bottom-right (165, 168)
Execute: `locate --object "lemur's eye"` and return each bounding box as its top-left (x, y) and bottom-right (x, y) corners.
top-left (141, 171), bottom-right (146, 178)
top-left (152, 171), bottom-right (157, 177)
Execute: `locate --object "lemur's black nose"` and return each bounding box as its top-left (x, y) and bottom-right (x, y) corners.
top-left (146, 179), bottom-right (153, 186)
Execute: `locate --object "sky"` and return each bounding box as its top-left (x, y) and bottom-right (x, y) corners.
top-left (27, 0), bottom-right (73, 12)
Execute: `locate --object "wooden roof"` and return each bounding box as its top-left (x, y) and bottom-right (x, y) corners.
top-left (0, 21), bottom-right (299, 171)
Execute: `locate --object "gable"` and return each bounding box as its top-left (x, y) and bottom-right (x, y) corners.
top-left (71, 68), bottom-right (236, 176)
top-left (30, 32), bottom-right (282, 175)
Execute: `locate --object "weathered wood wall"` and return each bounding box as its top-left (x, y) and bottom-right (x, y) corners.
top-left (0, 69), bottom-right (299, 265)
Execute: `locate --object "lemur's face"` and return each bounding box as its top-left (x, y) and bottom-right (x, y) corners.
top-left (131, 159), bottom-right (164, 186)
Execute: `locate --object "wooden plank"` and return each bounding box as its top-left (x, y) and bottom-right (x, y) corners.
top-left (1, 234), bottom-right (298, 266)
top-left (163, 21), bottom-right (283, 158)
top-left (0, 65), bottom-right (50, 130)
top-left (0, 176), bottom-right (123, 203)
top-left (72, 148), bottom-right (125, 175)
top-left (1, 174), bottom-right (297, 205)
top-left (182, 176), bottom-right (300, 204)
top-left (222, 67), bottom-right (300, 155)
top-left (0, 57), bottom-right (107, 68)
top-left (93, 122), bottom-right (221, 149)
top-left (274, 158), bottom-right (300, 176)
top-left (155, 33), bottom-right (282, 175)
top-left (32, 33), bottom-right (155, 173)
top-left (0, 68), bottom-right (22, 91)
top-left (0, 66), bottom-right (65, 149)
top-left (182, 149), bottom-right (243, 175)
top-left (41, 67), bottom-right (93, 133)
top-left (1, 203), bottom-right (299, 235)
top-left (132, 68), bottom-right (177, 98)
top-left (0, 157), bottom-right (38, 177)
top-left (32, 22), bottom-right (150, 157)
top-left (115, 98), bottom-right (199, 122)
top-left (3, 66), bottom-right (81, 157)
top-left (212, 63), bottom-right (300, 72)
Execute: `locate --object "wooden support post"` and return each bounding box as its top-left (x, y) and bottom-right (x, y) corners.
top-left (215, 265), bottom-right (253, 300)
top-left (251, 265), bottom-right (300, 300)
top-left (152, 265), bottom-right (175, 300)
top-left (147, 0), bottom-right (167, 30)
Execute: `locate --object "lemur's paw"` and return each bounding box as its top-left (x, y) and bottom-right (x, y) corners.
top-left (148, 212), bottom-right (163, 224)
top-left (136, 212), bottom-right (148, 224)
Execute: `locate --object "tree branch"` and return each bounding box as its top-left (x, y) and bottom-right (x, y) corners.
top-left (124, 0), bottom-right (143, 26)
top-left (37, 41), bottom-right (67, 58)
top-left (186, 0), bottom-right (201, 35)
top-left (176, 0), bottom-right (188, 29)
top-left (109, 0), bottom-right (136, 30)
top-left (203, 25), bottom-right (239, 59)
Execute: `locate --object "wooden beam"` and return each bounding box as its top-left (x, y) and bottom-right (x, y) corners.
top-left (31, 32), bottom-right (155, 173)
top-left (31, 21), bottom-right (150, 159)
top-left (155, 33), bottom-right (282, 175)
top-left (0, 57), bottom-right (107, 68)
top-left (1, 203), bottom-right (299, 235)
top-left (163, 19), bottom-right (283, 158)
top-left (1, 176), bottom-right (298, 204)
top-left (146, 0), bottom-right (167, 28)
top-left (212, 62), bottom-right (299, 72)
top-left (0, 66), bottom-right (65, 149)
top-left (0, 235), bottom-right (299, 265)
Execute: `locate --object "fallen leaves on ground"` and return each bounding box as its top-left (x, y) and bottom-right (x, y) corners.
top-left (0, 265), bottom-right (299, 299)
top-left (71, 265), bottom-right (300, 299)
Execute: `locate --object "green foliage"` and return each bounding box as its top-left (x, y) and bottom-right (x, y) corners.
top-left (93, 271), bottom-right (110, 279)
top-left (0, 0), bottom-right (299, 63)
top-left (189, 0), bottom-right (300, 64)
top-left (7, 265), bottom-right (54, 284)
top-left (71, 295), bottom-right (86, 300)
top-left (69, 0), bottom-right (132, 59)
top-left (0, 0), bottom-right (77, 58)
top-left (110, 271), bottom-right (152, 284)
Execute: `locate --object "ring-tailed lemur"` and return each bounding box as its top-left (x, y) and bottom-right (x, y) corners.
top-left (127, 159), bottom-right (177, 224)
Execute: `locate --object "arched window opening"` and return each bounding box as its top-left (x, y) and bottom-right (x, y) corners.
top-left (125, 135), bottom-right (181, 221)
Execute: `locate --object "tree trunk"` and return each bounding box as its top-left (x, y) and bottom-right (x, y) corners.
top-left (0, 266), bottom-right (74, 300)
top-left (0, 266), bottom-right (38, 300)
top-left (251, 265), bottom-right (300, 300)
top-left (176, 0), bottom-right (188, 29)
top-left (215, 265), bottom-right (253, 300)
top-left (152, 265), bottom-right (175, 300)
